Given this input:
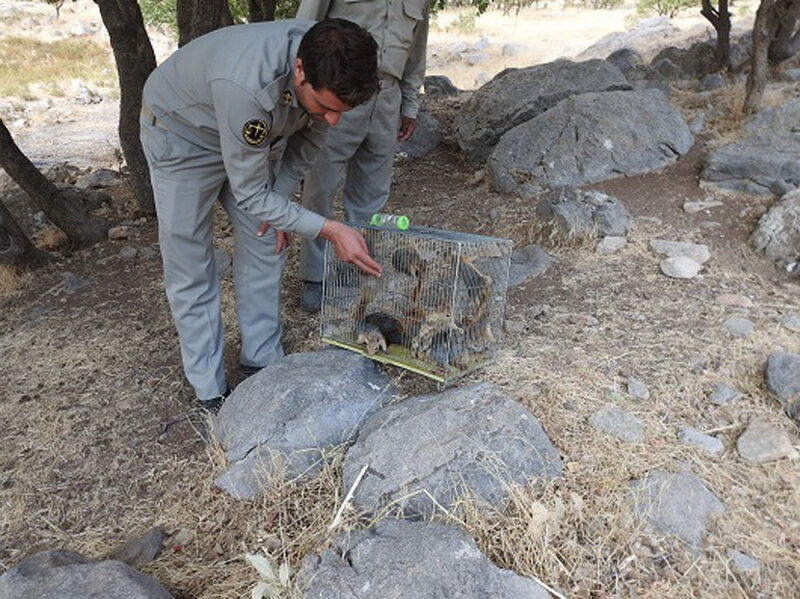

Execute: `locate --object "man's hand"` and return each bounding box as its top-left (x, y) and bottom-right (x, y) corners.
top-left (398, 116), bottom-right (416, 142)
top-left (319, 220), bottom-right (383, 277)
top-left (257, 222), bottom-right (293, 254)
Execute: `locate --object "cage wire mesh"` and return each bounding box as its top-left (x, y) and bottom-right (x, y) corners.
top-left (320, 224), bottom-right (512, 384)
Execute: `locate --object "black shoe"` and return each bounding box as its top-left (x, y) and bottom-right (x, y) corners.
top-left (240, 363), bottom-right (263, 379)
top-left (300, 280), bottom-right (322, 313)
top-left (199, 388), bottom-right (231, 414)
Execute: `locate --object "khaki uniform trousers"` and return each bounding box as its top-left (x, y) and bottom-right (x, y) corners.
top-left (140, 115), bottom-right (286, 400)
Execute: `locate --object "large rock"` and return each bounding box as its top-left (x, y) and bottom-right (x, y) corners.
top-left (295, 519), bottom-right (552, 599)
top-left (508, 244), bottom-right (555, 286)
top-left (750, 189), bottom-right (800, 273)
top-left (489, 89), bottom-right (693, 198)
top-left (341, 382), bottom-right (563, 517)
top-left (624, 65), bottom-right (670, 94)
top-left (0, 550), bottom-right (174, 599)
top-left (423, 74), bottom-right (460, 98)
top-left (606, 48), bottom-right (643, 74)
top-left (397, 108), bottom-right (443, 161)
top-left (535, 187), bottom-right (631, 240)
top-left (455, 59), bottom-right (630, 161)
top-left (214, 349), bottom-right (392, 500)
top-left (577, 17), bottom-right (681, 62)
top-left (650, 41), bottom-right (716, 79)
top-left (765, 351), bottom-right (800, 406)
top-left (736, 420), bottom-right (799, 463)
top-left (631, 471), bottom-right (725, 550)
top-left (702, 98), bottom-right (800, 196)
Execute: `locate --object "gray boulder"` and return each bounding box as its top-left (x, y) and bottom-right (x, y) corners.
top-left (76, 168), bottom-right (122, 189)
top-left (750, 189), bottom-right (800, 273)
top-left (342, 382), bottom-right (563, 518)
top-left (0, 550), bottom-right (173, 599)
top-left (295, 520), bottom-right (552, 599)
top-left (702, 98), bottom-right (800, 196)
top-left (490, 89), bottom-right (693, 198)
top-left (625, 65), bottom-right (670, 94)
top-left (577, 16), bottom-right (680, 61)
top-left (455, 59), bottom-right (630, 161)
top-left (651, 41), bottom-right (716, 79)
top-left (606, 47), bottom-right (643, 73)
top-left (631, 471), bottom-right (725, 550)
top-left (508, 244), bottom-right (555, 286)
top-left (214, 349), bottom-right (392, 500)
top-left (109, 528), bottom-right (164, 568)
top-left (423, 75), bottom-right (460, 98)
top-left (765, 351), bottom-right (800, 407)
top-left (696, 73), bottom-right (727, 92)
top-left (397, 108), bottom-right (443, 161)
top-left (535, 187), bottom-right (631, 240)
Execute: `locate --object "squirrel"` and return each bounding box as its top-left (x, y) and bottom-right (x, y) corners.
top-left (458, 254), bottom-right (493, 326)
top-left (355, 321), bottom-right (388, 355)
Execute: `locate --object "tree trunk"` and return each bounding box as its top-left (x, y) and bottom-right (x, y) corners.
top-left (701, 0), bottom-right (732, 70)
top-left (177, 0), bottom-right (234, 47)
top-left (0, 200), bottom-right (49, 269)
top-left (249, 0), bottom-right (277, 22)
top-left (94, 0), bottom-right (156, 216)
top-left (0, 119), bottom-right (110, 247)
top-left (768, 0), bottom-right (800, 63)
top-left (745, 0), bottom-right (779, 114)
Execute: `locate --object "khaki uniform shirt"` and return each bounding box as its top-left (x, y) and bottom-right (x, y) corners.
top-left (142, 20), bottom-right (326, 239)
top-left (296, 0), bottom-right (429, 119)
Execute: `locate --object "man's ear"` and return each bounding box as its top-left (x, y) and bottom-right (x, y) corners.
top-left (294, 58), bottom-right (306, 85)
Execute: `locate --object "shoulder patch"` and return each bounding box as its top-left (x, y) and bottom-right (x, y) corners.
top-left (242, 119), bottom-right (270, 146)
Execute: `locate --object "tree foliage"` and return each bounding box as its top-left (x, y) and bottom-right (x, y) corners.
top-left (635, 0), bottom-right (695, 18)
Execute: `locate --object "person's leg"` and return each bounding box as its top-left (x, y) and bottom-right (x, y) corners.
top-left (220, 183), bottom-right (286, 377)
top-left (298, 100), bottom-right (374, 311)
top-left (341, 78), bottom-right (402, 225)
top-left (141, 118), bottom-right (229, 402)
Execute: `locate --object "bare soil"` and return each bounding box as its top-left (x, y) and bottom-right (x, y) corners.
top-left (1, 2), bottom-right (799, 598)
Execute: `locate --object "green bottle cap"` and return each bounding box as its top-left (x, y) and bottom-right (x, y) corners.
top-left (396, 215), bottom-right (410, 230)
top-left (369, 214), bottom-right (383, 227)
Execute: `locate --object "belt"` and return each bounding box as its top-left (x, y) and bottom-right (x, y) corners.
top-left (141, 104), bottom-right (168, 131)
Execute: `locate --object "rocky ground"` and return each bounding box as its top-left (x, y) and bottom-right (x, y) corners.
top-left (1, 1), bottom-right (799, 598)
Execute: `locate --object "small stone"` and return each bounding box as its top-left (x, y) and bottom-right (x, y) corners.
top-left (723, 317), bottom-right (755, 337)
top-left (469, 38), bottom-right (490, 51)
top-left (466, 169), bottom-right (485, 185)
top-left (696, 73), bottom-right (727, 92)
top-left (736, 420), bottom-right (799, 463)
top-left (109, 527), bottom-right (164, 568)
top-left (660, 256), bottom-right (702, 279)
top-left (504, 318), bottom-right (526, 335)
top-left (139, 247), bottom-right (158, 260)
top-left (119, 246), bottom-right (138, 260)
top-left (108, 226), bottom-right (132, 241)
top-left (167, 528), bottom-right (194, 550)
top-left (596, 236), bottom-right (627, 254)
top-left (627, 377), bottom-right (650, 400)
top-left (715, 294), bottom-right (754, 308)
top-left (463, 52), bottom-right (488, 65)
top-left (589, 407), bottom-right (645, 443)
top-left (709, 382), bottom-right (740, 406)
top-left (683, 200), bottom-right (723, 214)
top-left (699, 221), bottom-right (722, 230)
top-left (570, 313), bottom-right (600, 327)
top-left (62, 272), bottom-right (89, 291)
top-left (488, 207), bottom-right (500, 220)
top-left (689, 112), bottom-right (706, 135)
top-left (727, 549), bottom-right (760, 572)
top-left (678, 426), bottom-right (724, 455)
top-left (777, 314), bottom-right (800, 332)
top-left (650, 239), bottom-right (711, 264)
top-left (688, 354), bottom-right (708, 373)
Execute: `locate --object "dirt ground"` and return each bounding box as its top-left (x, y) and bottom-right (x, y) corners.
top-left (2, 1), bottom-right (800, 598)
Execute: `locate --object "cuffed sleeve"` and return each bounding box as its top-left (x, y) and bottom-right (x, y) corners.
top-left (399, 2), bottom-right (429, 119)
top-left (210, 79), bottom-right (326, 239)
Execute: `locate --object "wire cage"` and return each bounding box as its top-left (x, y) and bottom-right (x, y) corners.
top-left (320, 224), bottom-right (513, 385)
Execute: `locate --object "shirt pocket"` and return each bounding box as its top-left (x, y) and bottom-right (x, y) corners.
top-left (402, 0), bottom-right (424, 21)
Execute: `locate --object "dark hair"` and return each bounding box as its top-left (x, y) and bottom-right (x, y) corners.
top-left (298, 18), bottom-right (379, 107)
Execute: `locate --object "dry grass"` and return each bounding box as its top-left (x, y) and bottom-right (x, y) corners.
top-left (0, 36), bottom-right (115, 99)
top-left (0, 264), bottom-right (23, 297)
top-left (33, 226), bottom-right (68, 251)
top-left (671, 81), bottom-right (800, 146)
